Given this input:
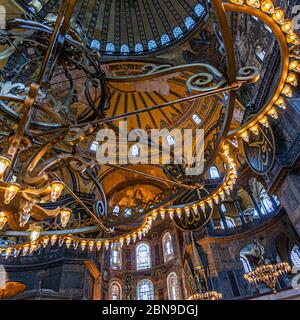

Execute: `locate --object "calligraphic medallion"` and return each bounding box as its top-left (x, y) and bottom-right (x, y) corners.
top-left (243, 123), bottom-right (275, 174)
top-left (173, 189), bottom-right (213, 231)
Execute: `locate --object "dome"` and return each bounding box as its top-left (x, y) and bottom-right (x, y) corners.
top-left (34, 0), bottom-right (207, 55)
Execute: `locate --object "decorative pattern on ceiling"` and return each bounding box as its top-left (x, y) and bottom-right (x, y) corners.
top-left (22, 0), bottom-right (207, 55)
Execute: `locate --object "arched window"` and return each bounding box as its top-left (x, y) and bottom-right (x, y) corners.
top-left (192, 114), bottom-right (201, 125)
top-left (135, 43), bottom-right (143, 53)
top-left (90, 39), bottom-right (100, 50)
top-left (173, 27), bottom-right (183, 39)
top-left (185, 17), bottom-right (195, 29)
top-left (209, 166), bottom-right (220, 179)
top-left (240, 256), bottom-right (252, 273)
top-left (220, 203), bottom-right (226, 213)
top-left (220, 217), bottom-right (235, 229)
top-left (148, 40), bottom-right (157, 51)
top-left (261, 196), bottom-right (274, 214)
top-left (109, 281), bottom-right (122, 300)
top-left (137, 279), bottom-right (154, 300)
top-left (106, 42), bottom-right (115, 53)
top-left (161, 34), bottom-right (170, 45)
top-left (120, 44), bottom-right (130, 54)
top-left (162, 232), bottom-right (174, 263)
top-left (259, 188), bottom-right (275, 214)
top-left (167, 272), bottom-right (179, 300)
top-left (110, 244), bottom-right (121, 269)
top-left (194, 4), bottom-right (205, 17)
top-left (136, 242), bottom-right (151, 270)
top-left (291, 245), bottom-right (300, 266)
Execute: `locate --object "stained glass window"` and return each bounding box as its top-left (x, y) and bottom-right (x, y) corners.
top-left (173, 27), bottom-right (183, 39)
top-left (137, 279), bottom-right (154, 300)
top-left (136, 242), bottom-right (151, 270)
top-left (135, 43), bottom-right (144, 53)
top-left (167, 272), bottom-right (179, 300)
top-left (161, 34), bottom-right (171, 45)
top-left (194, 3), bottom-right (205, 17)
top-left (185, 17), bottom-right (195, 29)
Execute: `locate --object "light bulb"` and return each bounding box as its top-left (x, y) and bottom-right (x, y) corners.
top-left (289, 61), bottom-right (300, 73)
top-left (126, 236), bottom-right (131, 245)
top-left (219, 191), bottom-right (225, 201)
top-left (168, 209), bottom-right (174, 220)
top-left (73, 241), bottom-right (79, 250)
top-left (50, 181), bottom-right (64, 202)
top-left (230, 0), bottom-right (244, 4)
top-left (281, 20), bottom-right (294, 34)
top-left (287, 33), bottom-right (300, 45)
top-left (176, 208), bottom-right (182, 218)
top-left (60, 208), bottom-right (72, 228)
top-left (5, 247), bottom-right (12, 259)
top-left (159, 209), bottom-right (165, 220)
top-left (22, 201), bottom-right (33, 215)
top-left (184, 207), bottom-right (190, 217)
top-left (65, 237), bottom-right (72, 249)
top-left (88, 241), bottom-right (94, 251)
top-left (30, 225), bottom-right (42, 242)
top-left (119, 237), bottom-right (124, 247)
top-left (0, 156), bottom-right (11, 180)
top-left (250, 124), bottom-right (259, 135)
top-left (207, 199), bottom-right (213, 208)
top-left (212, 195), bottom-right (218, 205)
top-left (50, 234), bottom-right (58, 246)
top-left (241, 131), bottom-right (249, 142)
top-left (96, 241), bottom-right (102, 251)
top-left (286, 73), bottom-right (298, 86)
top-left (272, 8), bottom-right (284, 24)
top-left (42, 237), bottom-right (49, 248)
top-left (200, 203), bottom-right (205, 212)
top-left (19, 211), bottom-right (30, 227)
top-left (4, 183), bottom-right (20, 204)
top-left (137, 230), bottom-right (142, 240)
top-left (260, 116), bottom-right (269, 127)
top-left (132, 233), bottom-right (137, 243)
top-left (282, 85), bottom-right (293, 97)
top-left (246, 0), bottom-right (260, 8)
top-left (104, 240), bottom-right (109, 250)
top-left (80, 241), bottom-right (87, 251)
top-left (0, 212), bottom-right (7, 230)
top-left (152, 211), bottom-right (158, 221)
top-left (268, 107), bottom-right (278, 119)
top-left (261, 0), bottom-right (274, 13)
top-left (275, 96), bottom-right (286, 109)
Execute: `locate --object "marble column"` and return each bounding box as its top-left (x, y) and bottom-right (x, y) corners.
top-left (234, 198), bottom-right (246, 227)
top-left (248, 190), bottom-right (263, 219)
top-left (218, 205), bottom-right (228, 229)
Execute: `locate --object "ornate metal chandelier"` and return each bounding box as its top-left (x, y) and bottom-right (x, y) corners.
top-left (0, 0), bottom-right (298, 258)
top-left (188, 291), bottom-right (223, 300)
top-left (243, 242), bottom-right (291, 294)
top-left (244, 262), bottom-right (291, 294)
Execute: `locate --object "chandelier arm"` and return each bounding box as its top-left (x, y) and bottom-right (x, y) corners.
top-left (50, 172), bottom-right (110, 233)
top-left (70, 83), bottom-right (239, 129)
top-left (202, 0), bottom-right (237, 176)
top-left (224, 3), bottom-right (289, 139)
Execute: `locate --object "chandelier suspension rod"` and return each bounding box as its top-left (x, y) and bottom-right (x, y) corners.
top-left (70, 83), bottom-right (239, 128)
top-left (50, 172), bottom-right (110, 233)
